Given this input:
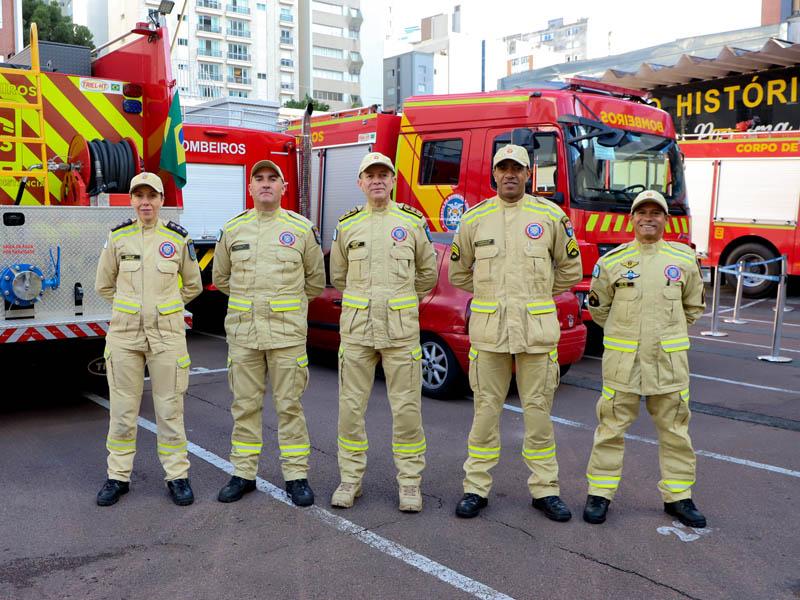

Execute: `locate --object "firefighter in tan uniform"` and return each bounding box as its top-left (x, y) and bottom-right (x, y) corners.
top-left (450, 145), bottom-right (582, 520)
top-left (95, 172), bottom-right (202, 507)
top-left (329, 152), bottom-right (437, 512)
top-left (583, 190), bottom-right (707, 528)
top-left (213, 159), bottom-right (325, 506)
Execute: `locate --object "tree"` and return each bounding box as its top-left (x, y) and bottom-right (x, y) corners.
top-left (284, 94), bottom-right (329, 113)
top-left (22, 0), bottom-right (95, 49)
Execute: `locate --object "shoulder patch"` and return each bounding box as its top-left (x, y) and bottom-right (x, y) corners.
top-left (592, 263), bottom-right (601, 278)
top-left (111, 218), bottom-right (134, 232)
top-left (588, 290), bottom-right (600, 307)
top-left (187, 240), bottom-right (197, 261)
top-left (339, 206), bottom-right (362, 222)
top-left (312, 225), bottom-right (321, 245)
top-left (166, 220), bottom-right (189, 238)
top-left (398, 203), bottom-right (424, 219)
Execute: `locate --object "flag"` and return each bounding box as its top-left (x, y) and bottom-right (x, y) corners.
top-left (160, 90), bottom-right (187, 188)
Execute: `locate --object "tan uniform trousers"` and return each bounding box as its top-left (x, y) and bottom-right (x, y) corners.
top-left (337, 341), bottom-right (426, 486)
top-left (104, 336), bottom-right (191, 481)
top-left (464, 349), bottom-right (560, 498)
top-left (227, 341), bottom-right (311, 481)
top-left (586, 388), bottom-right (696, 502)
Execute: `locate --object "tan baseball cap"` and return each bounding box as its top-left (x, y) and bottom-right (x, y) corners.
top-left (493, 144), bottom-right (530, 168)
top-left (250, 159), bottom-right (285, 181)
top-left (631, 189), bottom-right (669, 213)
top-left (129, 171), bottom-right (164, 194)
top-left (358, 152), bottom-right (395, 175)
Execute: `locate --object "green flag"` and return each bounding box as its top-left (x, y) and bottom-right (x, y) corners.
top-left (160, 90), bottom-right (187, 188)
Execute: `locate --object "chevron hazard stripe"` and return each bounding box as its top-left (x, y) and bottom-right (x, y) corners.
top-left (0, 315), bottom-right (192, 343)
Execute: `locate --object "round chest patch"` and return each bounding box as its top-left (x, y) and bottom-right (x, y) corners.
top-left (664, 265), bottom-right (682, 281)
top-left (440, 194), bottom-right (467, 231)
top-left (391, 226), bottom-right (408, 242)
top-left (159, 241), bottom-right (176, 258)
top-left (279, 231), bottom-right (296, 246)
top-left (526, 222), bottom-right (543, 239)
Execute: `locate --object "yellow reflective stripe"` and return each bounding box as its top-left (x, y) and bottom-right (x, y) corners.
top-left (661, 337), bottom-right (690, 352)
top-left (228, 297), bottom-right (252, 312)
top-left (104, 348), bottom-right (111, 359)
top-left (270, 298), bottom-right (302, 312)
top-left (522, 444), bottom-right (556, 460)
top-left (659, 247), bottom-right (695, 265)
top-left (585, 213), bottom-right (599, 232)
top-left (389, 295), bottom-right (418, 310)
top-left (389, 207), bottom-right (419, 226)
top-left (157, 441), bottom-right (188, 455)
top-left (471, 300), bottom-right (498, 314)
top-left (601, 386), bottom-right (615, 400)
top-left (522, 201), bottom-right (561, 222)
top-left (602, 247), bottom-right (639, 268)
top-left (176, 354), bottom-right (191, 369)
top-left (468, 347), bottom-right (478, 361)
top-left (287, 111), bottom-right (378, 131)
top-left (227, 356), bottom-right (232, 368)
top-left (603, 337), bottom-right (639, 352)
top-left (338, 345), bottom-right (344, 358)
top-left (599, 214), bottom-right (613, 232)
top-left (393, 439), bottom-right (426, 454)
top-left (296, 354), bottom-right (309, 368)
top-left (549, 349), bottom-right (558, 363)
top-left (157, 226), bottom-right (184, 244)
top-left (681, 218), bottom-right (689, 234)
top-left (225, 212), bottom-right (256, 232)
top-left (662, 479), bottom-right (695, 492)
top-left (338, 436), bottom-right (368, 451)
top-left (113, 299), bottom-right (141, 314)
top-left (468, 444), bottom-right (500, 458)
top-left (278, 214), bottom-right (311, 233)
top-left (410, 345), bottom-right (422, 361)
top-left (526, 300), bottom-right (556, 315)
top-left (679, 389), bottom-right (690, 403)
top-left (106, 438), bottom-right (136, 450)
top-left (280, 443), bottom-right (311, 457)
top-left (157, 300), bottom-right (183, 315)
top-left (403, 94), bottom-right (530, 108)
top-left (587, 473), bottom-right (621, 488)
top-left (664, 219), bottom-right (672, 234)
top-left (342, 293), bottom-right (369, 309)
top-left (462, 204), bottom-right (499, 224)
top-left (340, 211), bottom-right (370, 231)
top-left (232, 440), bottom-right (262, 454)
top-left (613, 215), bottom-right (625, 232)
top-left (111, 224), bottom-right (138, 240)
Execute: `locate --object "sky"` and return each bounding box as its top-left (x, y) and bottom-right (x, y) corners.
top-left (359, 0), bottom-right (764, 105)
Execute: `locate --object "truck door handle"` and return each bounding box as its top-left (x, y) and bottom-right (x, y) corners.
top-left (332, 299), bottom-right (342, 306)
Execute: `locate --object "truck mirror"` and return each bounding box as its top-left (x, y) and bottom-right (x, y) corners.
top-left (511, 128), bottom-right (536, 150)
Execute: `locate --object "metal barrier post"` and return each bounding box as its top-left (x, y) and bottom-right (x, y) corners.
top-left (724, 259), bottom-right (747, 324)
top-left (773, 256), bottom-right (794, 313)
top-left (701, 265), bottom-right (728, 337)
top-left (759, 256), bottom-right (792, 363)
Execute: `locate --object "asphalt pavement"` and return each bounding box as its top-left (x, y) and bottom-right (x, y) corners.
top-left (1, 289), bottom-right (799, 600)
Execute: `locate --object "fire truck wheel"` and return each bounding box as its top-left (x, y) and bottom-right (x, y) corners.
top-left (420, 334), bottom-right (463, 400)
top-left (724, 242), bottom-right (779, 299)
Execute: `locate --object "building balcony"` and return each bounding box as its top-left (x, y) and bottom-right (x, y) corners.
top-left (228, 76), bottom-right (252, 85)
top-left (198, 48), bottom-right (223, 58)
top-left (197, 24), bottom-right (223, 34)
top-left (348, 52), bottom-right (363, 74)
top-left (227, 29), bottom-right (251, 38)
top-left (227, 52), bottom-right (251, 62)
top-left (281, 82), bottom-right (294, 90)
top-left (280, 37), bottom-right (294, 47)
top-left (198, 73), bottom-right (223, 82)
top-left (348, 8), bottom-right (363, 29)
top-left (197, 0), bottom-right (222, 9)
top-left (226, 4), bottom-right (251, 15)
top-left (280, 13), bottom-right (294, 24)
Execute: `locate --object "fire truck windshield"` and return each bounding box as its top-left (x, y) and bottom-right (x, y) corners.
top-left (567, 127), bottom-right (687, 215)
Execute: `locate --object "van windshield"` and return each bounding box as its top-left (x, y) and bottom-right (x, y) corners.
top-left (567, 127), bottom-right (688, 215)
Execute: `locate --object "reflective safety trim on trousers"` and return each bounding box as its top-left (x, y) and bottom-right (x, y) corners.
top-left (280, 443), bottom-right (311, 457)
top-left (113, 298), bottom-right (141, 314)
top-left (549, 349), bottom-right (558, 363)
top-left (296, 354), bottom-right (309, 368)
top-left (587, 473), bottom-right (621, 489)
top-left (338, 436), bottom-right (368, 452)
top-left (662, 479), bottom-right (695, 492)
top-left (106, 437), bottom-right (136, 451)
top-left (157, 300), bottom-right (183, 315)
top-left (411, 346), bottom-right (422, 361)
top-left (342, 294), bottom-right (369, 309)
top-left (232, 440), bottom-right (262, 454)
top-left (661, 337), bottom-right (690, 352)
top-left (601, 386), bottom-right (615, 400)
top-left (270, 298), bottom-right (302, 312)
top-left (157, 441), bottom-right (188, 455)
top-left (679, 388), bottom-right (690, 403)
top-left (176, 354), bottom-right (191, 369)
top-left (462, 203), bottom-right (499, 224)
top-left (526, 300), bottom-right (556, 315)
top-left (389, 295), bottom-right (418, 310)
top-left (471, 300), bottom-right (498, 314)
top-left (338, 346), bottom-right (344, 358)
top-left (522, 444), bottom-right (556, 460)
top-left (468, 347), bottom-right (478, 361)
top-left (467, 444), bottom-right (500, 459)
top-left (393, 439), bottom-right (427, 454)
top-left (228, 297), bottom-right (253, 312)
top-left (603, 337), bottom-right (639, 352)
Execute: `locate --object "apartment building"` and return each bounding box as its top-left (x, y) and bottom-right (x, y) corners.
top-left (502, 17), bottom-right (588, 76)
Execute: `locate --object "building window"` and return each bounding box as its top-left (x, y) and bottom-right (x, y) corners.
top-left (313, 45), bottom-right (344, 59)
top-left (228, 42), bottom-right (249, 61)
top-left (256, 3), bottom-right (266, 10)
top-left (314, 90), bottom-right (343, 101)
top-left (257, 72), bottom-right (267, 80)
top-left (280, 58), bottom-right (294, 67)
top-left (228, 18), bottom-right (250, 38)
top-left (313, 68), bottom-right (343, 81)
top-left (312, 1), bottom-right (343, 15)
top-left (198, 15), bottom-right (221, 33)
top-left (177, 38), bottom-right (188, 46)
top-left (347, 28), bottom-right (359, 39)
top-left (280, 28), bottom-right (293, 44)
top-left (280, 7), bottom-right (293, 21)
top-left (228, 66), bottom-right (251, 84)
top-left (312, 23), bottom-right (343, 37)
top-left (177, 63), bottom-right (188, 70)
top-left (229, 89), bottom-right (249, 98)
top-left (419, 139), bottom-right (463, 185)
top-left (199, 85), bottom-right (221, 98)
top-left (198, 39), bottom-right (222, 57)
top-left (199, 63), bottom-right (222, 81)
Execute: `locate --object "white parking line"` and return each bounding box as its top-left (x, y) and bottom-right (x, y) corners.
top-left (502, 404), bottom-right (800, 479)
top-left (191, 330), bottom-right (227, 341)
top-left (689, 335), bottom-right (800, 354)
top-left (85, 393), bottom-right (514, 600)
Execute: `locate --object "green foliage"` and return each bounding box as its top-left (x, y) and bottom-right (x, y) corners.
top-left (284, 94), bottom-right (330, 113)
top-left (22, 0), bottom-right (95, 50)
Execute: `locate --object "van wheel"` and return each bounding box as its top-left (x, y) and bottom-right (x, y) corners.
top-left (420, 334), bottom-right (462, 399)
top-left (724, 243), bottom-right (779, 299)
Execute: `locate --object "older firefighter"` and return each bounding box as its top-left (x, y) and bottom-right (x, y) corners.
top-left (213, 159), bottom-right (325, 506)
top-left (583, 190), bottom-right (706, 528)
top-left (95, 172), bottom-right (202, 507)
top-left (329, 152), bottom-right (437, 512)
top-left (450, 144), bottom-right (582, 520)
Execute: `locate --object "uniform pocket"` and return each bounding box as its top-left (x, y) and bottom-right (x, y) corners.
top-left (295, 353), bottom-right (310, 395)
top-left (340, 294), bottom-right (370, 336)
top-left (175, 354), bottom-right (191, 395)
top-left (657, 335), bottom-right (690, 387)
top-left (523, 245), bottom-right (551, 293)
top-left (387, 296), bottom-right (420, 340)
top-left (390, 245), bottom-right (414, 283)
top-left (468, 300), bottom-right (501, 345)
top-left (104, 347), bottom-right (117, 390)
top-left (474, 245), bottom-right (499, 284)
top-left (347, 246), bottom-right (370, 284)
top-left (545, 348), bottom-right (560, 394)
top-left (230, 250), bottom-right (253, 289)
top-left (663, 285), bottom-right (683, 323)
top-left (467, 347), bottom-right (479, 393)
top-left (602, 337), bottom-right (638, 387)
top-left (277, 247), bottom-right (303, 287)
top-left (525, 300), bottom-right (559, 347)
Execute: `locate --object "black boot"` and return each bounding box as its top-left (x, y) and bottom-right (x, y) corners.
top-left (455, 493), bottom-right (488, 518)
top-left (286, 479), bottom-right (314, 507)
top-left (532, 495), bottom-right (572, 522)
top-left (583, 495), bottom-right (610, 524)
top-left (167, 478), bottom-right (194, 506)
top-left (664, 499), bottom-right (706, 528)
top-left (96, 479), bottom-right (130, 506)
top-left (218, 475), bottom-right (256, 503)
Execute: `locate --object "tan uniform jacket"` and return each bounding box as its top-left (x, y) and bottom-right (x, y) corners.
top-left (330, 201), bottom-right (438, 349)
top-left (449, 194), bottom-right (582, 354)
top-left (588, 239), bottom-right (705, 395)
top-left (95, 218), bottom-right (202, 353)
top-left (213, 207), bottom-right (325, 350)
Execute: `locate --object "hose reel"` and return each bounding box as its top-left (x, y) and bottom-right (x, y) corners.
top-left (61, 136), bottom-right (140, 204)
